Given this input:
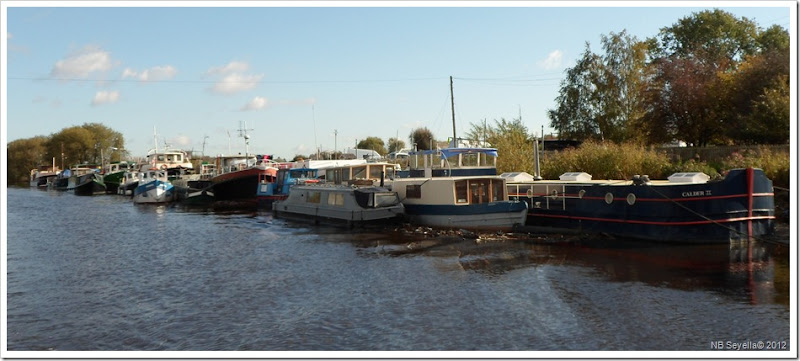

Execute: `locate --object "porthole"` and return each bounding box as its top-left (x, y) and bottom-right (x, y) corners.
top-left (578, 189), bottom-right (586, 199)
top-left (604, 192), bottom-right (614, 204)
top-left (626, 193), bottom-right (636, 205)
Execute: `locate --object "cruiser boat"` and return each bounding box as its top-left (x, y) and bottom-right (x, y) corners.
top-left (392, 148), bottom-right (528, 232)
top-left (29, 160), bottom-right (59, 188)
top-left (272, 184), bottom-right (405, 227)
top-left (133, 168), bottom-right (175, 204)
top-left (66, 164), bottom-right (106, 196)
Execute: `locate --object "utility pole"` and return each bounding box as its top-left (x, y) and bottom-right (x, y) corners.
top-left (334, 129), bottom-right (338, 160)
top-left (450, 76), bottom-right (456, 148)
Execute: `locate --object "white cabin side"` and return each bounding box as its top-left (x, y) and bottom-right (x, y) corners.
top-left (392, 176), bottom-right (508, 206)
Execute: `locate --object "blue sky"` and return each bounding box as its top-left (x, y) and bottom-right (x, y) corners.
top-left (2, 1), bottom-right (793, 160)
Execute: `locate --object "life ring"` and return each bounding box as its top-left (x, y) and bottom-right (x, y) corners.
top-left (160, 165), bottom-right (168, 171)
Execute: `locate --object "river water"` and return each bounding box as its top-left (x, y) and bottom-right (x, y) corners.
top-left (4, 187), bottom-right (792, 355)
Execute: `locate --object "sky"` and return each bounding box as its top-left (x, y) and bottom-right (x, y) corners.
top-left (2, 1), bottom-right (794, 161)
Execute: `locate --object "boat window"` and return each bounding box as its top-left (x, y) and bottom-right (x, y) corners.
top-left (461, 153), bottom-right (479, 167)
top-left (307, 191), bottom-right (321, 203)
top-left (375, 193), bottom-right (400, 207)
top-left (328, 193), bottom-right (344, 206)
top-left (406, 184), bottom-right (422, 199)
top-left (352, 166), bottom-right (367, 180)
top-left (491, 179), bottom-right (504, 202)
top-left (369, 165), bottom-right (383, 180)
top-left (455, 180), bottom-right (468, 203)
top-left (157, 155), bottom-right (165, 162)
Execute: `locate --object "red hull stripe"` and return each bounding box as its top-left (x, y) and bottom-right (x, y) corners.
top-left (509, 192), bottom-right (773, 202)
top-left (531, 213), bottom-right (775, 226)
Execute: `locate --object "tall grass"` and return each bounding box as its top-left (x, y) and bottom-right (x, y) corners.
top-left (538, 141), bottom-right (790, 187)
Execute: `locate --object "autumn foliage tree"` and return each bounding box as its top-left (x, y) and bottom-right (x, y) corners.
top-left (550, 9), bottom-right (789, 146)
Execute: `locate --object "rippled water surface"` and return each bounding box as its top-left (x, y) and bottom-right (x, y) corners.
top-left (6, 187), bottom-right (791, 353)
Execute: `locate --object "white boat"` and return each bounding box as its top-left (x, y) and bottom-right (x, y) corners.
top-left (133, 169), bottom-right (175, 204)
top-left (145, 147), bottom-right (193, 173)
top-left (392, 148), bottom-right (528, 232)
top-left (29, 159), bottom-right (59, 188)
top-left (272, 184), bottom-right (405, 227)
top-left (117, 170), bottom-right (141, 196)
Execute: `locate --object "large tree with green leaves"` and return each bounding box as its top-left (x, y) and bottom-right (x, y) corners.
top-left (45, 123), bottom-right (125, 167)
top-left (409, 127), bottom-right (435, 150)
top-left (548, 31), bottom-right (650, 143)
top-left (387, 137), bottom-right (406, 153)
top-left (7, 136), bottom-right (50, 185)
top-left (356, 136), bottom-right (387, 155)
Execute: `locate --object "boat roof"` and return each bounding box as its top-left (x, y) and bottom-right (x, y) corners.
top-left (409, 147), bottom-right (498, 159)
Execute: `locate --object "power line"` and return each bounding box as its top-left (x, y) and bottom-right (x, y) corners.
top-left (6, 75), bottom-right (447, 85)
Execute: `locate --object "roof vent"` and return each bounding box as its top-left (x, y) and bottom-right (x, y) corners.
top-left (559, 172), bottom-right (592, 182)
top-left (667, 172), bottom-right (710, 183)
top-left (500, 172), bottom-right (535, 183)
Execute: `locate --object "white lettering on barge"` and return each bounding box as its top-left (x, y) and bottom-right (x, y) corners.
top-left (682, 190), bottom-right (712, 197)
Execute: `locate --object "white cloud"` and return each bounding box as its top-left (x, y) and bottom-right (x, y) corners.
top-left (294, 144), bottom-right (309, 154)
top-left (122, 65), bottom-right (177, 82)
top-left (212, 72), bottom-right (263, 94)
top-left (206, 61), bottom-right (250, 76)
top-left (242, 96), bottom-right (269, 111)
top-left (171, 135), bottom-right (191, 146)
top-left (91, 90), bottom-right (120, 106)
top-left (539, 50), bottom-right (563, 70)
top-left (51, 45), bottom-right (113, 78)
top-left (206, 61), bottom-right (263, 95)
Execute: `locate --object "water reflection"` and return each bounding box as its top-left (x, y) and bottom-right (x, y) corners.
top-left (309, 227), bottom-right (788, 307)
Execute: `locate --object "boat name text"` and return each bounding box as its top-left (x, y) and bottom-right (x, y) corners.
top-left (682, 190), bottom-right (711, 197)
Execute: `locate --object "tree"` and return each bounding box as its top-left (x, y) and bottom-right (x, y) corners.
top-left (465, 120), bottom-right (492, 147)
top-left (548, 31), bottom-right (650, 143)
top-left (7, 136), bottom-right (49, 185)
top-left (356, 136), bottom-right (387, 155)
top-left (46, 126), bottom-right (95, 167)
top-left (548, 43), bottom-right (602, 141)
top-left (387, 137), bottom-right (406, 153)
top-left (409, 127), bottom-right (435, 150)
top-left (645, 10), bottom-right (785, 146)
top-left (486, 118), bottom-right (534, 174)
top-left (654, 9), bottom-right (759, 68)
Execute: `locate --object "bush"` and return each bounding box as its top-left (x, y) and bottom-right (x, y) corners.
top-left (540, 141), bottom-right (672, 180)
top-left (718, 147), bottom-right (790, 188)
top-left (537, 142), bottom-right (788, 187)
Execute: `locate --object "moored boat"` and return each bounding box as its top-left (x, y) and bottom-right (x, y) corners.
top-left (393, 148), bottom-right (528, 232)
top-left (505, 168), bottom-right (776, 243)
top-left (29, 160), bottom-right (60, 188)
top-left (67, 164), bottom-right (106, 196)
top-left (210, 155), bottom-right (277, 202)
top-left (272, 184), bottom-right (405, 227)
top-left (102, 161), bottom-right (135, 194)
top-left (133, 168), bottom-right (175, 204)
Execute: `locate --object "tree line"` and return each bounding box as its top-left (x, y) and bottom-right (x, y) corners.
top-left (7, 123), bottom-right (125, 185)
top-left (548, 9), bottom-right (789, 146)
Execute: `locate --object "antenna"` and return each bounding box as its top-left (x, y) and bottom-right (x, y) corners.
top-left (202, 135), bottom-right (209, 158)
top-left (312, 106), bottom-right (319, 160)
top-left (238, 121), bottom-right (254, 158)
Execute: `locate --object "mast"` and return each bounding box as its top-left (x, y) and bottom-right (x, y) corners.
top-left (450, 76), bottom-right (457, 148)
